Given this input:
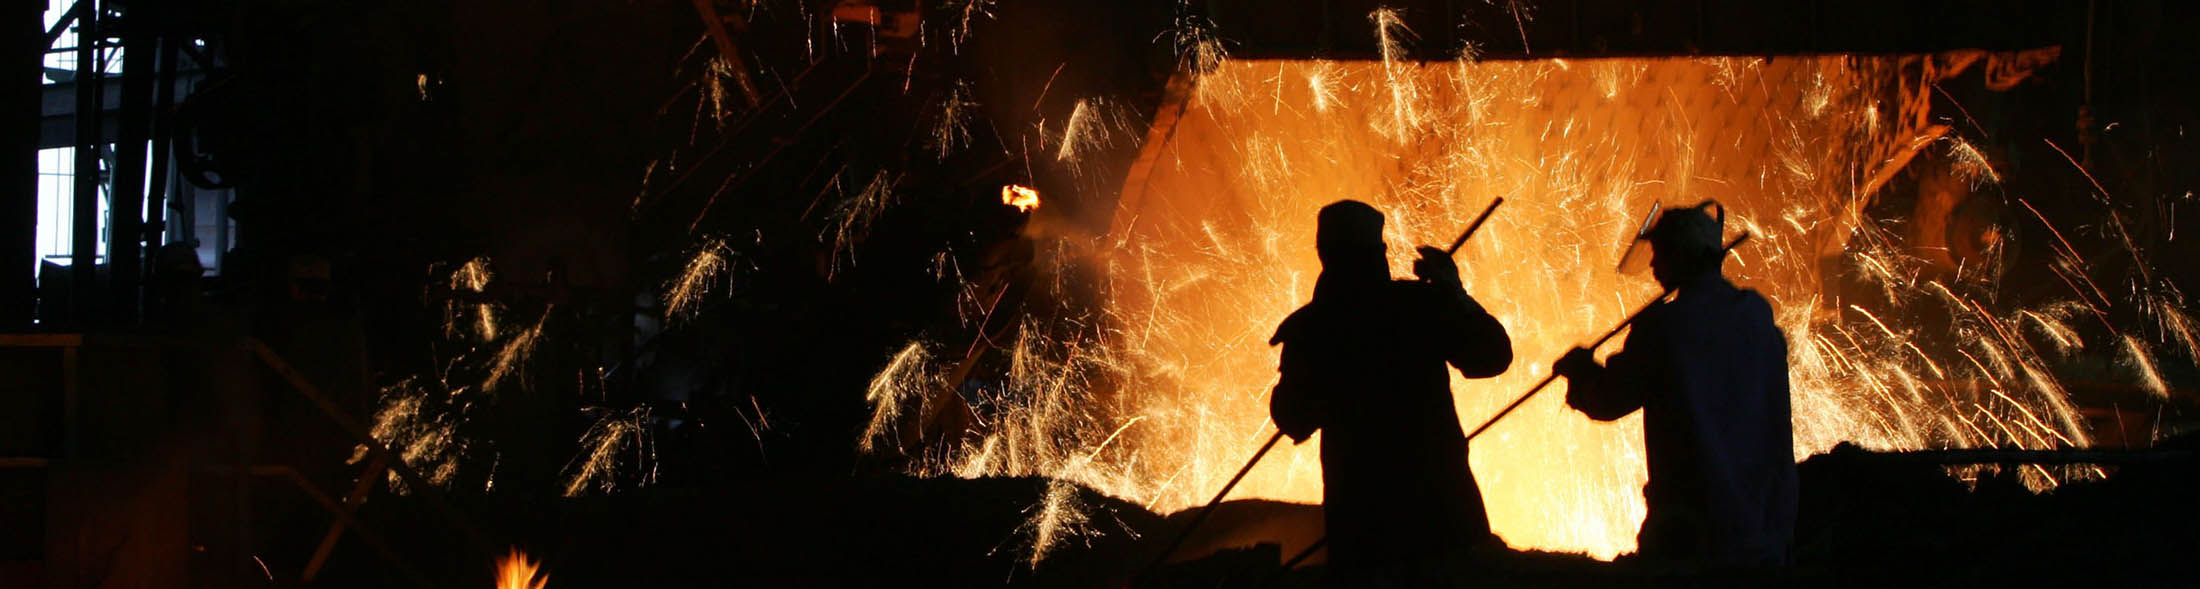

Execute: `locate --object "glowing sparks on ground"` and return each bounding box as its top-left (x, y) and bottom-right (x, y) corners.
top-left (495, 548), bottom-right (548, 589)
top-left (1001, 184), bottom-right (1042, 213)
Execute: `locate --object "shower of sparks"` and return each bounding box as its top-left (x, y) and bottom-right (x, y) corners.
top-left (858, 36), bottom-right (2184, 562)
top-left (562, 407), bottom-right (658, 497)
top-left (485, 306), bottom-right (552, 393)
top-left (860, 342), bottom-right (938, 454)
top-left (1947, 137), bottom-right (2002, 187)
top-left (449, 257), bottom-right (499, 342)
top-left (702, 56), bottom-right (737, 129)
top-left (1168, 8), bottom-right (1227, 77)
top-left (931, 81), bottom-right (978, 160)
top-left (361, 378), bottom-right (470, 494)
top-left (1015, 479), bottom-right (1094, 569)
top-left (1052, 98), bottom-right (1133, 175)
top-left (1371, 9), bottom-right (1426, 142)
top-left (949, 0), bottom-right (996, 53)
top-left (828, 171), bottom-right (899, 278)
top-left (1306, 62), bottom-right (1341, 112)
top-left (663, 238), bottom-right (733, 323)
top-left (1002, 184), bottom-right (1041, 213)
top-left (2152, 290), bottom-right (2200, 362)
top-left (495, 548), bottom-right (548, 589)
top-left (2123, 335), bottom-right (2171, 399)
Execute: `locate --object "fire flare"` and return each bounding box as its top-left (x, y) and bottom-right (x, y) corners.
top-left (1002, 184), bottom-right (1042, 213)
top-left (495, 548), bottom-right (547, 589)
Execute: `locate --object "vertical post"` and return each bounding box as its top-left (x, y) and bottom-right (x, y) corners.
top-left (146, 35), bottom-right (176, 250)
top-left (107, 5), bottom-right (151, 323)
top-left (68, 0), bottom-right (99, 326)
top-left (1, 0), bottom-right (43, 327)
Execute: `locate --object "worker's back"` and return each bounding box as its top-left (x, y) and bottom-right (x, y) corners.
top-left (1271, 278), bottom-right (1512, 576)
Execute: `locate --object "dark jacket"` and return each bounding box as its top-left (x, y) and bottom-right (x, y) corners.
top-left (1565, 273), bottom-right (1798, 567)
top-left (1269, 279), bottom-right (1512, 570)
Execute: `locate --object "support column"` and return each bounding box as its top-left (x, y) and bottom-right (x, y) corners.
top-left (107, 6), bottom-right (150, 324)
top-left (1, 0), bottom-right (45, 327)
top-left (68, 0), bottom-right (99, 326)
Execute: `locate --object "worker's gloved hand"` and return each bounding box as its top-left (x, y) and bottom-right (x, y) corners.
top-left (1413, 246), bottom-right (1461, 289)
top-left (1552, 347), bottom-right (1599, 379)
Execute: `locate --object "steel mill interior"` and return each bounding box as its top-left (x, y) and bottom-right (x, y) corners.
top-left (4, 0), bottom-right (2200, 586)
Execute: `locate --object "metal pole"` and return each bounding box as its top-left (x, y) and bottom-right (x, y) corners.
top-left (108, 5), bottom-right (151, 323)
top-left (1279, 233), bottom-right (1755, 559)
top-left (68, 0), bottom-right (99, 326)
top-left (145, 35), bottom-right (175, 247)
top-left (1461, 233), bottom-right (1749, 443)
top-left (1141, 198), bottom-right (1504, 576)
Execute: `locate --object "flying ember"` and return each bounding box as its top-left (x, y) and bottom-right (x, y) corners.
top-left (1002, 184), bottom-right (1042, 213)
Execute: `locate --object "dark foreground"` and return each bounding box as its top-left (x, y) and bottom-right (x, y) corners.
top-left (276, 439), bottom-right (2200, 587)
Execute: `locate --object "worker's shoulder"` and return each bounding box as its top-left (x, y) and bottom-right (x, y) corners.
top-left (1382, 279), bottom-right (1450, 300)
top-left (1730, 285), bottom-right (1777, 319)
top-left (1270, 303), bottom-right (1318, 345)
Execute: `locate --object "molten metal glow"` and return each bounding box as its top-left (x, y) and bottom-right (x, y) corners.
top-left (1002, 184), bottom-right (1042, 213)
top-left (867, 52), bottom-right (2191, 562)
top-left (495, 548), bottom-right (547, 589)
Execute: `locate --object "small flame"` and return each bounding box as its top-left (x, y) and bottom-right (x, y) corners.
top-left (495, 548), bottom-right (547, 589)
top-left (1002, 184), bottom-right (1041, 213)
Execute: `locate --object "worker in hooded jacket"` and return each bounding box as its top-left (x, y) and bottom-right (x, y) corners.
top-left (1553, 203), bottom-right (1799, 572)
top-left (1268, 200), bottom-right (1514, 580)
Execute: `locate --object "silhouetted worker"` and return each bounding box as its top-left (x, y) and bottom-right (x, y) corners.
top-left (1553, 203), bottom-right (1798, 571)
top-left (1269, 200), bottom-right (1513, 580)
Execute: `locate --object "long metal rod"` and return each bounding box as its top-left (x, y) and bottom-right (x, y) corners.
top-left (1141, 197), bottom-right (1504, 575)
top-left (1141, 430), bottom-right (1283, 574)
top-left (1272, 536), bottom-right (1327, 579)
top-left (1445, 197), bottom-right (1504, 255)
top-left (68, 0), bottom-right (98, 325)
top-left (144, 35), bottom-right (177, 255)
top-left (108, 17), bottom-right (151, 323)
top-left (1462, 232), bottom-right (1748, 442)
top-left (1281, 233), bottom-right (1753, 563)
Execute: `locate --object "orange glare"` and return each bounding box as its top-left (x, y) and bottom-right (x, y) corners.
top-left (495, 548), bottom-right (547, 589)
top-left (1002, 184), bottom-right (1041, 213)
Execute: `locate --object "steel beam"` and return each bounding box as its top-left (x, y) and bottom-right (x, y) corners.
top-left (106, 13), bottom-right (151, 323)
top-left (68, 0), bottom-right (98, 326)
top-left (1199, 0), bottom-right (2077, 61)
